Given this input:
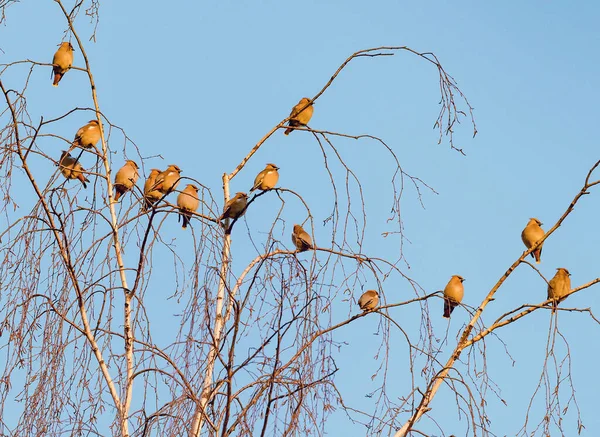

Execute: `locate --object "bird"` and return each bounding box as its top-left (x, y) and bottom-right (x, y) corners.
top-left (443, 275), bottom-right (465, 318)
top-left (113, 160), bottom-right (139, 202)
top-left (521, 218), bottom-right (545, 264)
top-left (291, 224), bottom-right (313, 252)
top-left (250, 163), bottom-right (279, 192)
top-left (284, 97), bottom-right (314, 135)
top-left (52, 42), bottom-right (74, 87)
top-left (177, 184), bottom-right (200, 229)
top-left (547, 268), bottom-right (571, 313)
top-left (59, 150), bottom-right (89, 188)
top-left (154, 165), bottom-right (182, 195)
top-left (73, 120), bottom-right (101, 149)
top-left (142, 169), bottom-right (163, 211)
top-left (219, 192), bottom-right (248, 222)
top-left (358, 289), bottom-right (379, 312)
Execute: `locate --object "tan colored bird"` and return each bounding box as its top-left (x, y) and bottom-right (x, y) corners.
top-left (547, 268), bottom-right (571, 313)
top-left (219, 192), bottom-right (248, 221)
top-left (250, 163), bottom-right (279, 192)
top-left (443, 275), bottom-right (465, 318)
top-left (52, 42), bottom-right (74, 87)
top-left (177, 184), bottom-right (200, 229)
top-left (521, 218), bottom-right (545, 264)
top-left (73, 120), bottom-right (101, 149)
top-left (142, 168), bottom-right (163, 211)
top-left (59, 150), bottom-right (89, 188)
top-left (154, 165), bottom-right (182, 195)
top-left (284, 97), bottom-right (314, 135)
top-left (113, 160), bottom-right (139, 201)
top-left (291, 224), bottom-right (313, 252)
top-left (358, 289), bottom-right (379, 312)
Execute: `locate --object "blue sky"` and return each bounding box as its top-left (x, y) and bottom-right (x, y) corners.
top-left (1, 1), bottom-right (600, 435)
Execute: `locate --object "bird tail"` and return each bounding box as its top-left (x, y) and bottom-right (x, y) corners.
top-left (443, 298), bottom-right (457, 318)
top-left (53, 71), bottom-right (62, 87)
top-left (78, 175), bottom-right (89, 189)
top-left (177, 211), bottom-right (191, 229)
top-left (534, 248), bottom-right (542, 264)
top-left (114, 186), bottom-right (125, 202)
top-left (284, 120), bottom-right (300, 135)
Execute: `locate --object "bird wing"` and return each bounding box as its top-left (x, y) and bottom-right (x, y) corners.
top-left (299, 231), bottom-right (312, 247)
top-left (74, 126), bottom-right (85, 141)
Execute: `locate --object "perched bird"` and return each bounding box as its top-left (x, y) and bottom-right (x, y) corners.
top-left (521, 218), bottom-right (545, 264)
top-left (142, 169), bottom-right (163, 211)
top-left (358, 289), bottom-right (379, 312)
top-left (52, 42), bottom-right (74, 87)
top-left (219, 192), bottom-right (248, 221)
top-left (547, 268), bottom-right (571, 313)
top-left (73, 120), bottom-right (101, 149)
top-left (177, 184), bottom-right (200, 229)
top-left (250, 163), bottom-right (279, 192)
top-left (113, 160), bottom-right (139, 201)
top-left (291, 224), bottom-right (313, 252)
top-left (443, 275), bottom-right (465, 318)
top-left (284, 97), bottom-right (314, 135)
top-left (59, 150), bottom-right (89, 188)
top-left (155, 165), bottom-right (182, 195)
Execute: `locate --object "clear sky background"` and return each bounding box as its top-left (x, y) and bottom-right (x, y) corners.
top-left (1, 1), bottom-right (600, 436)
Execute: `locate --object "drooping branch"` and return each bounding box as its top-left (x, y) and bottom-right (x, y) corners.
top-left (228, 45), bottom-right (477, 182)
top-left (0, 78), bottom-right (125, 421)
